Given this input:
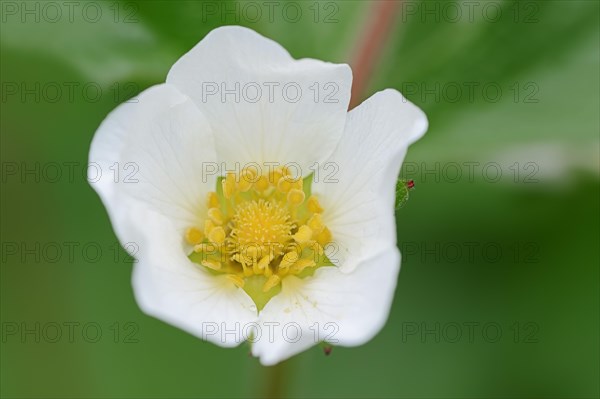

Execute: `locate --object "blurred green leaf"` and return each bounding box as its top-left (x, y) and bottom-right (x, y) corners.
top-left (373, 1), bottom-right (599, 179)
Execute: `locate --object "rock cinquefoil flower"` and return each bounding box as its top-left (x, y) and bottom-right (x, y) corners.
top-left (89, 26), bottom-right (427, 365)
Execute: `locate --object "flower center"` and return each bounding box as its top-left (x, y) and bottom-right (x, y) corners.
top-left (230, 199), bottom-right (293, 258)
top-left (185, 166), bottom-right (333, 309)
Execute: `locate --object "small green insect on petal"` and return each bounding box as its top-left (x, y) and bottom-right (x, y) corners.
top-left (395, 179), bottom-right (415, 210)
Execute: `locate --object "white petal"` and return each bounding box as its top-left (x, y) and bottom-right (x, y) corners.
top-left (89, 84), bottom-right (256, 346)
top-left (89, 83), bottom-right (218, 239)
top-left (167, 26), bottom-right (352, 176)
top-left (132, 210), bottom-right (257, 347)
top-left (313, 89), bottom-right (428, 272)
top-left (252, 248), bottom-right (400, 366)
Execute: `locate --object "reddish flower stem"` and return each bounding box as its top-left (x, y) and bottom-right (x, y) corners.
top-left (350, 0), bottom-right (402, 109)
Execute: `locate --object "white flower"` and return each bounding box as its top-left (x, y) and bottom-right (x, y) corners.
top-left (89, 26), bottom-right (427, 366)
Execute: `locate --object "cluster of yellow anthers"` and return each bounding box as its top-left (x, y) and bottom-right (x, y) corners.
top-left (185, 166), bottom-right (332, 294)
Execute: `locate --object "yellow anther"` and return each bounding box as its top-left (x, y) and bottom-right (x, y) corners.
top-left (293, 225), bottom-right (313, 244)
top-left (279, 174), bottom-right (302, 190)
top-left (238, 169), bottom-right (255, 192)
top-left (307, 196), bottom-right (324, 213)
top-left (242, 245), bottom-right (259, 260)
top-left (194, 242), bottom-right (217, 253)
top-left (257, 252), bottom-right (274, 270)
top-left (208, 226), bottom-right (226, 245)
top-left (201, 260), bottom-right (222, 271)
top-left (258, 253), bottom-right (275, 277)
top-left (207, 192), bottom-right (220, 208)
top-left (237, 180), bottom-right (252, 192)
top-left (311, 242), bottom-right (324, 256)
top-left (278, 165), bottom-right (291, 177)
top-left (262, 274), bottom-right (281, 292)
top-left (287, 189), bottom-right (305, 206)
top-left (222, 173), bottom-right (236, 199)
top-left (232, 254), bottom-right (254, 276)
top-left (269, 168), bottom-right (283, 185)
top-left (315, 226), bottom-right (332, 245)
top-left (264, 264), bottom-right (274, 277)
top-left (207, 208), bottom-right (224, 225)
top-left (244, 167), bottom-right (258, 180)
top-left (226, 274), bottom-right (245, 288)
top-left (185, 227), bottom-right (203, 245)
top-left (291, 177), bottom-right (303, 191)
top-left (279, 251), bottom-right (300, 269)
top-left (204, 219), bottom-right (215, 236)
top-left (291, 258), bottom-right (316, 273)
top-left (307, 213), bottom-right (324, 233)
top-left (252, 257), bottom-right (260, 275)
top-left (277, 177), bottom-right (292, 193)
top-left (254, 175), bottom-right (270, 192)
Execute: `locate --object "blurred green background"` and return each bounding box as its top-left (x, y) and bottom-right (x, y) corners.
top-left (1, 0), bottom-right (598, 398)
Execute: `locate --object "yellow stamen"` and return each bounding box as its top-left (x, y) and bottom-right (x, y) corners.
top-left (207, 208), bottom-right (224, 225)
top-left (222, 172), bottom-right (236, 199)
top-left (278, 166), bottom-right (291, 177)
top-left (311, 242), bottom-right (324, 256)
top-left (287, 189), bottom-right (305, 206)
top-left (208, 226), bottom-right (226, 245)
top-left (279, 251), bottom-right (299, 269)
top-left (257, 252), bottom-right (274, 270)
top-left (307, 213), bottom-right (324, 233)
top-left (315, 226), bottom-right (332, 246)
top-left (242, 245), bottom-right (259, 260)
top-left (254, 175), bottom-right (270, 192)
top-left (277, 177), bottom-right (292, 193)
top-left (269, 169), bottom-right (283, 185)
top-left (194, 242), bottom-right (217, 253)
top-left (189, 169), bottom-right (334, 307)
top-left (238, 168), bottom-right (255, 192)
top-left (262, 275), bottom-right (281, 292)
top-left (207, 192), bottom-right (220, 208)
top-left (307, 196), bottom-right (324, 213)
top-left (293, 225), bottom-right (313, 244)
top-left (185, 227), bottom-right (203, 245)
top-left (201, 260), bottom-right (221, 270)
top-left (226, 274), bottom-right (245, 288)
top-left (291, 258), bottom-right (316, 273)
top-left (292, 177), bottom-right (303, 191)
top-left (204, 219), bottom-right (215, 236)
